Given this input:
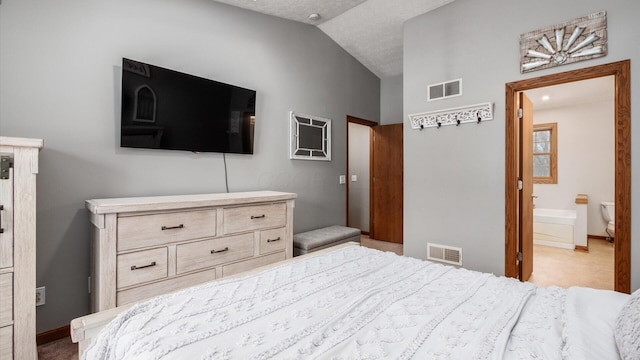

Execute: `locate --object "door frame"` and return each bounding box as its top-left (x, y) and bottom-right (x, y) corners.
top-left (346, 115), bottom-right (377, 235)
top-left (504, 60), bottom-right (631, 293)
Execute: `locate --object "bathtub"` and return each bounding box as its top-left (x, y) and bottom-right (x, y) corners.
top-left (533, 208), bottom-right (577, 249)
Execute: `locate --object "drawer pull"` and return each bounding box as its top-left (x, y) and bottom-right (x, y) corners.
top-left (0, 205), bottom-right (3, 234)
top-left (251, 214), bottom-right (266, 219)
top-left (267, 237), bottom-right (281, 243)
top-left (161, 224), bottom-right (184, 231)
top-left (131, 261), bottom-right (157, 271)
top-left (211, 247), bottom-right (229, 254)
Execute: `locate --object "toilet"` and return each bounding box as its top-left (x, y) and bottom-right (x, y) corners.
top-left (600, 201), bottom-right (615, 239)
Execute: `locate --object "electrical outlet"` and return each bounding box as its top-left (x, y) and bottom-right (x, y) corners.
top-left (35, 287), bottom-right (45, 306)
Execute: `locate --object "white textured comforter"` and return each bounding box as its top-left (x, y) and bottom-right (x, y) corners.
top-left (84, 246), bottom-right (624, 360)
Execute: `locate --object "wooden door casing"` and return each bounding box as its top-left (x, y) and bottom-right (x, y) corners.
top-left (504, 60), bottom-right (630, 293)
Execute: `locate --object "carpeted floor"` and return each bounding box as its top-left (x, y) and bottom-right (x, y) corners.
top-left (360, 235), bottom-right (403, 255)
top-left (38, 337), bottom-right (78, 360)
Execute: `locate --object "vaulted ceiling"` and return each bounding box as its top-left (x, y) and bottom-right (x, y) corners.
top-left (211, 0), bottom-right (609, 109)
top-left (211, 0), bottom-right (456, 78)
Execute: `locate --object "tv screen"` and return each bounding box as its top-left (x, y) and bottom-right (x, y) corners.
top-left (120, 58), bottom-right (256, 154)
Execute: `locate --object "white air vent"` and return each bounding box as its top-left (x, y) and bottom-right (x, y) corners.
top-left (428, 79), bottom-right (462, 101)
top-left (427, 243), bottom-right (462, 266)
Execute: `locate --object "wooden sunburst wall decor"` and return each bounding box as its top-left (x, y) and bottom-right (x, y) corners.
top-left (520, 11), bottom-right (607, 73)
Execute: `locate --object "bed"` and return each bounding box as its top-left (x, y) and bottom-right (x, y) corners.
top-left (72, 243), bottom-right (640, 360)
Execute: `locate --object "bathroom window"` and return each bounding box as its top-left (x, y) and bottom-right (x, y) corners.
top-left (533, 123), bottom-right (557, 184)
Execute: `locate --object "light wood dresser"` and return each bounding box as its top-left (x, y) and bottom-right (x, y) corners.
top-left (87, 191), bottom-right (296, 312)
top-left (0, 136), bottom-right (43, 360)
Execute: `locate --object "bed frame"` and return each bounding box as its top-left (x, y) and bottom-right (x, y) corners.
top-left (70, 242), bottom-right (360, 354)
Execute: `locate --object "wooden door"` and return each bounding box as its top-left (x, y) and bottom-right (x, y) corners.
top-left (370, 124), bottom-right (403, 243)
top-left (519, 92), bottom-right (534, 281)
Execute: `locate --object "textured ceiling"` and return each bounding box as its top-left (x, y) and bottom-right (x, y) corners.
top-left (211, 0), bottom-right (367, 24)
top-left (210, 0), bottom-right (456, 78)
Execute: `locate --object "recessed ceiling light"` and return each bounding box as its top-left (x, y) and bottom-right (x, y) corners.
top-left (308, 13), bottom-right (321, 21)
top-left (541, 95), bottom-right (550, 101)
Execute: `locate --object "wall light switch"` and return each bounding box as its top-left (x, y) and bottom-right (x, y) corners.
top-left (339, 175), bottom-right (346, 184)
top-left (351, 175), bottom-right (358, 182)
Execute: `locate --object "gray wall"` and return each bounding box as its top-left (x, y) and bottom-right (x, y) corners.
top-left (0, 0), bottom-right (380, 331)
top-left (380, 74), bottom-right (404, 124)
top-left (403, 0), bottom-right (639, 290)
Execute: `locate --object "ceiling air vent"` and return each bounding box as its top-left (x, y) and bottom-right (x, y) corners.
top-left (428, 79), bottom-right (462, 101)
top-left (427, 243), bottom-right (462, 266)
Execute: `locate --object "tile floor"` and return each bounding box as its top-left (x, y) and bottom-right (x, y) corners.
top-left (527, 237), bottom-right (614, 290)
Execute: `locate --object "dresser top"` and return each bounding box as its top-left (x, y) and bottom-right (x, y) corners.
top-left (86, 191), bottom-right (297, 214)
top-left (0, 136), bottom-right (43, 149)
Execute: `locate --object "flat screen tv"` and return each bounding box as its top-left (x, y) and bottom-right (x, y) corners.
top-left (120, 58), bottom-right (256, 154)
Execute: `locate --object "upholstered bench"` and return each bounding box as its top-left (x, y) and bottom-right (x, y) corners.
top-left (293, 225), bottom-right (361, 256)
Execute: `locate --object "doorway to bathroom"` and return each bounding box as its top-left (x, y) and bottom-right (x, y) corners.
top-left (523, 76), bottom-right (615, 290)
top-left (504, 60), bottom-right (631, 294)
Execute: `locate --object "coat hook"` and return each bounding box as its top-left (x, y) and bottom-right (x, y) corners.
top-left (477, 111), bottom-right (482, 124)
top-left (419, 124), bottom-right (424, 131)
top-left (456, 115), bottom-right (461, 126)
top-left (436, 121), bottom-right (442, 129)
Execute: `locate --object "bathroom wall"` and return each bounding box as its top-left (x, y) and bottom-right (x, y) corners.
top-left (532, 99), bottom-right (614, 236)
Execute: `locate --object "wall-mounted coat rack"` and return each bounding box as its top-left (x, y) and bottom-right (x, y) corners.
top-left (409, 102), bottom-right (493, 130)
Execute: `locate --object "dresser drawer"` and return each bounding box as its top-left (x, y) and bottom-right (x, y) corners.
top-left (117, 268), bottom-right (216, 306)
top-left (222, 203), bottom-right (286, 234)
top-left (259, 227), bottom-right (286, 254)
top-left (222, 252), bottom-right (285, 277)
top-left (117, 210), bottom-right (216, 251)
top-left (0, 273), bottom-right (12, 326)
top-left (0, 232), bottom-right (12, 269)
top-left (0, 325), bottom-right (12, 359)
top-left (117, 248), bottom-right (168, 289)
top-left (176, 233), bottom-right (254, 274)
